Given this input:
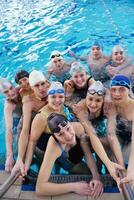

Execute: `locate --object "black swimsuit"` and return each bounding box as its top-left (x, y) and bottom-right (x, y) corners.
top-left (116, 115), bottom-right (132, 144)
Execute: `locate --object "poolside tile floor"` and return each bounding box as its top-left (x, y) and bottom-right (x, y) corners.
top-left (0, 171), bottom-right (123, 200)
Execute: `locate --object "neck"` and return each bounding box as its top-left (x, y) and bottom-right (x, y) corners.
top-left (116, 98), bottom-right (130, 109)
top-left (48, 104), bottom-right (63, 113)
top-left (89, 109), bottom-right (101, 119)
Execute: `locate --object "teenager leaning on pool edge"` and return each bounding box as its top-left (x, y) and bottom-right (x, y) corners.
top-left (25, 113), bottom-right (123, 197)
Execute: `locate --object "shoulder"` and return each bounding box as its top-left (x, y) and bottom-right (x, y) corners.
top-left (4, 100), bottom-right (15, 113)
top-left (22, 94), bottom-right (35, 106)
top-left (77, 99), bottom-right (86, 106)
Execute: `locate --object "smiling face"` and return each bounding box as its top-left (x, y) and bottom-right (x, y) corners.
top-left (72, 70), bottom-right (87, 88)
top-left (86, 93), bottom-right (104, 113)
top-left (112, 51), bottom-right (125, 64)
top-left (32, 81), bottom-right (49, 99)
top-left (48, 93), bottom-right (65, 111)
top-left (91, 46), bottom-right (102, 59)
top-left (110, 86), bottom-right (129, 104)
top-left (54, 122), bottom-right (76, 145)
top-left (3, 86), bottom-right (18, 100)
top-left (52, 57), bottom-right (64, 70)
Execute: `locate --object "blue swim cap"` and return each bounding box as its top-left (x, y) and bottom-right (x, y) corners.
top-left (92, 40), bottom-right (103, 50)
top-left (110, 75), bottom-right (131, 89)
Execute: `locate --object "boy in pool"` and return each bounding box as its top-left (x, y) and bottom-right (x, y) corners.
top-left (15, 70), bottom-right (33, 98)
top-left (0, 78), bottom-right (22, 172)
top-left (106, 45), bottom-right (134, 83)
top-left (12, 70), bottom-right (49, 175)
top-left (46, 50), bottom-right (72, 84)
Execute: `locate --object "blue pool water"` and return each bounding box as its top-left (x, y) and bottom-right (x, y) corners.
top-left (0, 0), bottom-right (134, 159)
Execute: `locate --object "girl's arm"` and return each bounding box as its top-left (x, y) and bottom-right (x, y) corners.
top-left (76, 113), bottom-right (124, 182)
top-left (24, 114), bottom-right (46, 174)
top-left (36, 136), bottom-right (91, 196)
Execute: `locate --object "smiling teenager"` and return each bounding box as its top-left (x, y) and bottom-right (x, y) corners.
top-left (107, 75), bottom-right (134, 186)
top-left (0, 78), bottom-right (22, 172)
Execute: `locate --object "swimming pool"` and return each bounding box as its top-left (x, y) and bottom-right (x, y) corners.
top-left (0, 0), bottom-right (134, 158)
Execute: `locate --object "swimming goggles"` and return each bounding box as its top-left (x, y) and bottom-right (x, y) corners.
top-left (88, 89), bottom-right (105, 96)
top-left (54, 120), bottom-right (68, 133)
top-left (48, 89), bottom-right (64, 95)
top-left (111, 80), bottom-right (130, 89)
top-left (51, 54), bottom-right (61, 59)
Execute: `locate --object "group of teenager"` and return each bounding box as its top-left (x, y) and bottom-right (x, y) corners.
top-left (0, 40), bottom-right (134, 198)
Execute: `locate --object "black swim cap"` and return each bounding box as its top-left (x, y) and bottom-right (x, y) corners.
top-left (47, 113), bottom-right (68, 134)
top-left (15, 70), bottom-right (29, 84)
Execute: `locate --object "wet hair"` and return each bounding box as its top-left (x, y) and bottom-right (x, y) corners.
top-left (47, 113), bottom-right (68, 134)
top-left (15, 70), bottom-right (29, 84)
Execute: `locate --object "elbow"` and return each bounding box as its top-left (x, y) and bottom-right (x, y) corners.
top-left (36, 182), bottom-right (44, 196)
top-left (36, 178), bottom-right (49, 196)
top-left (107, 133), bottom-right (117, 143)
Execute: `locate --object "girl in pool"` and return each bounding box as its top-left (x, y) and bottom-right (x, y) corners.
top-left (72, 81), bottom-right (110, 172)
top-left (64, 61), bottom-right (94, 107)
top-left (34, 113), bottom-right (123, 196)
top-left (72, 81), bottom-right (107, 140)
top-left (106, 45), bottom-right (134, 79)
top-left (107, 75), bottom-right (134, 186)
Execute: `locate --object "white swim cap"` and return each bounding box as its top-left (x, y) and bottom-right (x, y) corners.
top-left (70, 61), bottom-right (86, 76)
top-left (88, 81), bottom-right (105, 96)
top-left (0, 77), bottom-right (12, 93)
top-left (48, 81), bottom-right (64, 95)
top-left (112, 45), bottom-right (124, 53)
top-left (50, 50), bottom-right (63, 60)
top-left (29, 70), bottom-right (46, 87)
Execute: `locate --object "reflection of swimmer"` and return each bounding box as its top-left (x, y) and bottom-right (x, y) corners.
top-left (69, 40), bottom-right (110, 84)
top-left (106, 45), bottom-right (134, 80)
top-left (0, 78), bottom-right (22, 172)
top-left (15, 70), bottom-right (33, 98)
top-left (64, 61), bottom-right (95, 107)
top-left (108, 75), bottom-right (134, 186)
top-left (26, 113), bottom-right (103, 197)
top-left (46, 50), bottom-right (72, 84)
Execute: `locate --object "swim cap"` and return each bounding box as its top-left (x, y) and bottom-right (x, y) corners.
top-left (29, 70), bottom-right (46, 87)
top-left (0, 77), bottom-right (13, 93)
top-left (50, 50), bottom-right (63, 60)
top-left (92, 40), bottom-right (103, 50)
top-left (88, 81), bottom-right (105, 96)
top-left (112, 45), bottom-right (124, 53)
top-left (15, 70), bottom-right (29, 84)
top-left (70, 61), bottom-right (85, 76)
top-left (47, 81), bottom-right (64, 95)
top-left (47, 113), bottom-right (68, 134)
top-left (110, 75), bottom-right (130, 89)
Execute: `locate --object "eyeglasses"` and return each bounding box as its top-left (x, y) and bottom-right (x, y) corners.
top-left (51, 54), bottom-right (61, 59)
top-left (59, 120), bottom-right (68, 127)
top-left (48, 89), bottom-right (64, 95)
top-left (111, 80), bottom-right (130, 88)
top-left (88, 89), bottom-right (105, 96)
